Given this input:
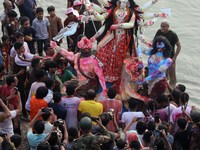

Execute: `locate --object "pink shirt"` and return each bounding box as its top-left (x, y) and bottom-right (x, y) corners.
top-left (45, 54), bottom-right (56, 58)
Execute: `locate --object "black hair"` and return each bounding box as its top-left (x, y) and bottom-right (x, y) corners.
top-left (35, 69), bottom-right (46, 80)
top-left (180, 92), bottom-right (189, 104)
top-left (162, 121), bottom-right (169, 128)
top-left (46, 61), bottom-right (57, 70)
top-left (136, 121), bottom-right (147, 134)
top-left (53, 92), bottom-right (61, 103)
top-left (6, 75), bottom-right (15, 86)
top-left (10, 134), bottom-right (22, 148)
top-left (3, 1), bottom-right (7, 9)
top-left (0, 97), bottom-right (8, 111)
top-left (172, 89), bottom-right (181, 101)
top-left (143, 131), bottom-right (152, 143)
top-left (130, 140), bottom-right (141, 150)
top-left (56, 59), bottom-right (64, 68)
top-left (14, 41), bottom-right (23, 50)
top-left (15, 32), bottom-right (24, 39)
top-left (2, 35), bottom-right (9, 42)
top-left (0, 43), bottom-right (4, 49)
top-left (151, 36), bottom-right (172, 58)
top-left (36, 7), bottom-right (44, 13)
top-left (158, 124), bottom-right (168, 135)
top-left (116, 138), bottom-right (126, 149)
top-left (44, 43), bottom-right (51, 52)
top-left (20, 16), bottom-right (29, 25)
top-left (190, 110), bottom-right (200, 129)
top-left (36, 141), bottom-right (50, 150)
top-left (35, 86), bottom-right (48, 99)
top-left (154, 138), bottom-right (164, 150)
top-left (147, 121), bottom-right (156, 132)
top-left (48, 132), bottom-right (58, 146)
top-left (177, 117), bottom-right (187, 130)
top-left (47, 6), bottom-right (55, 12)
top-left (66, 83), bottom-right (76, 95)
top-left (177, 84), bottom-right (186, 93)
top-left (45, 78), bottom-right (54, 89)
top-left (148, 100), bottom-right (157, 111)
top-left (128, 98), bottom-right (138, 110)
top-left (31, 58), bottom-right (40, 69)
top-left (156, 94), bottom-right (169, 104)
top-left (86, 89), bottom-right (96, 99)
top-left (34, 119), bottom-right (45, 134)
top-left (7, 10), bottom-right (17, 18)
top-left (41, 112), bottom-right (51, 121)
top-left (68, 126), bottom-right (78, 142)
top-left (81, 112), bottom-right (91, 118)
top-left (107, 87), bottom-right (117, 99)
top-left (99, 112), bottom-right (110, 126)
top-left (0, 63), bottom-right (5, 72)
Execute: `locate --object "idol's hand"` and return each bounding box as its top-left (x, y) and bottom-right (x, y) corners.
top-left (147, 42), bottom-right (152, 48)
top-left (160, 13), bottom-right (167, 18)
top-left (103, 89), bottom-right (107, 96)
top-left (110, 25), bottom-right (117, 31)
top-left (90, 36), bottom-right (96, 42)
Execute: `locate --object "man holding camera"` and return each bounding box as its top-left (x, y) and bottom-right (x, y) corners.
top-left (100, 88), bottom-right (122, 132)
top-left (92, 113), bottom-right (121, 150)
top-left (0, 75), bottom-right (21, 134)
top-left (74, 116), bottom-right (111, 150)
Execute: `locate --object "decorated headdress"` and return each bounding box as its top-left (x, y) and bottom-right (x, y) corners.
top-left (78, 37), bottom-right (94, 52)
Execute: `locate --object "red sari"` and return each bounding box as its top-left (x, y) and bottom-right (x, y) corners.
top-left (95, 8), bottom-right (136, 83)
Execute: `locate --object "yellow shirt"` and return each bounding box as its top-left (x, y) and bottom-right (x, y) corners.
top-left (78, 100), bottom-right (103, 117)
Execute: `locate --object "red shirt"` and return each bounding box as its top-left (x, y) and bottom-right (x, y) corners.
top-left (0, 85), bottom-right (18, 109)
top-left (30, 96), bottom-right (47, 121)
top-left (4, 45), bottom-right (9, 70)
top-left (100, 99), bottom-right (122, 132)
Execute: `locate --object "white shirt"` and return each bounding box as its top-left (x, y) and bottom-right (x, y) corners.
top-left (15, 52), bottom-right (34, 67)
top-left (44, 121), bottom-right (53, 134)
top-left (0, 110), bottom-right (17, 136)
top-left (10, 42), bottom-right (30, 57)
top-left (121, 111), bottom-right (144, 131)
top-left (163, 103), bottom-right (177, 116)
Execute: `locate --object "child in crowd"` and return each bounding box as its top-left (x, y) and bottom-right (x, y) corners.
top-left (113, 138), bottom-right (127, 150)
top-left (64, 7), bottom-right (83, 52)
top-left (6, 10), bottom-right (19, 44)
top-left (32, 7), bottom-right (51, 56)
top-left (2, 35), bottom-right (10, 71)
top-left (0, 43), bottom-right (6, 65)
top-left (46, 6), bottom-right (63, 45)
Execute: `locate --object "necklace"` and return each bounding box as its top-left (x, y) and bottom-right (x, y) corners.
top-left (151, 53), bottom-right (164, 64)
top-left (116, 9), bottom-right (127, 20)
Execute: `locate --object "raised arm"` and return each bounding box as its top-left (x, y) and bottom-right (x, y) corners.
top-left (50, 41), bottom-right (75, 61)
top-left (136, 0), bottom-right (158, 12)
top-left (145, 58), bottom-right (172, 82)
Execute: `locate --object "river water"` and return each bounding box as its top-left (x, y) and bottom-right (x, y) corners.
top-left (1, 0), bottom-right (199, 107)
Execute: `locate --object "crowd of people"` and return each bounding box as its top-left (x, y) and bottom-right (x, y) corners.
top-left (0, 0), bottom-right (199, 150)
